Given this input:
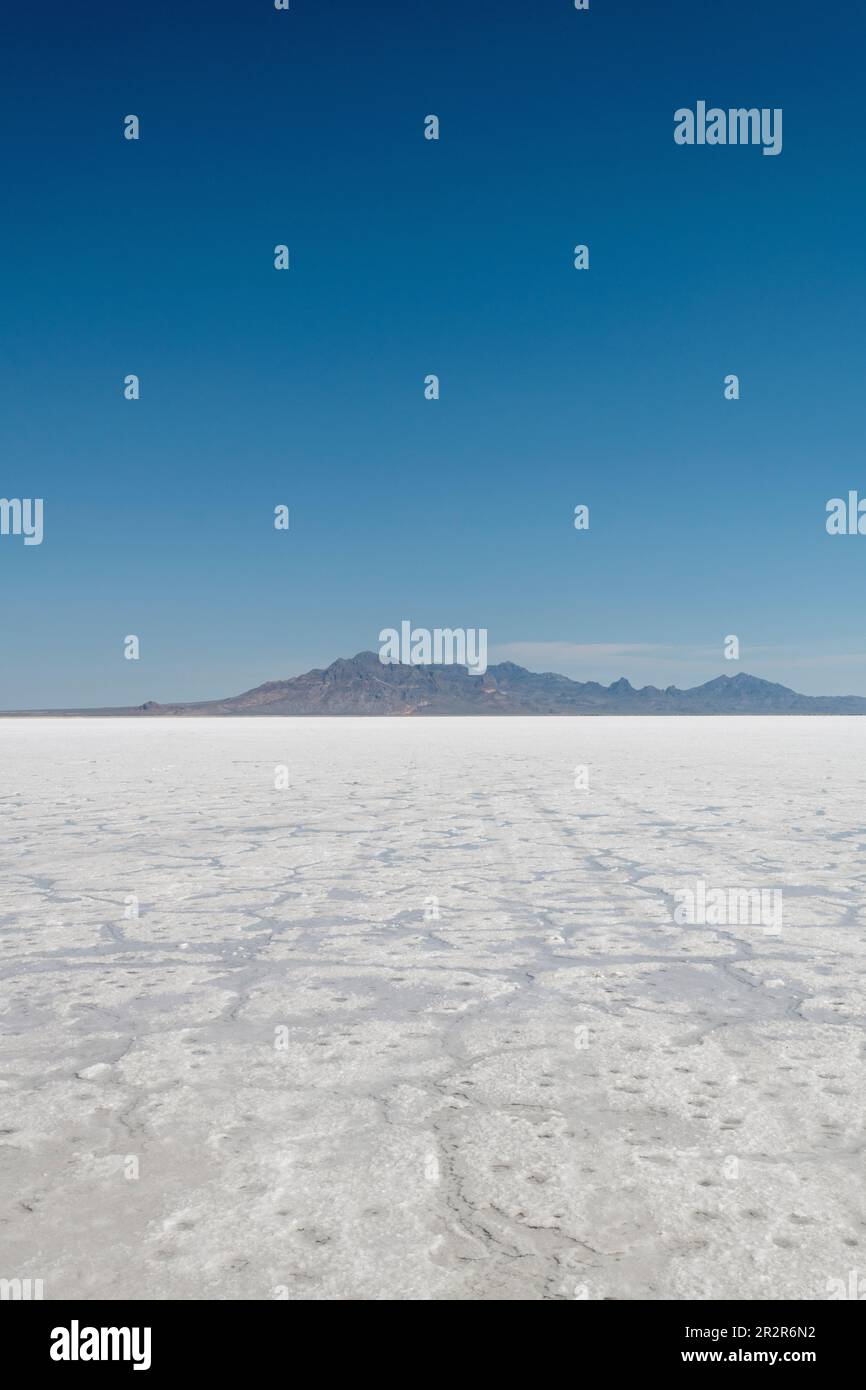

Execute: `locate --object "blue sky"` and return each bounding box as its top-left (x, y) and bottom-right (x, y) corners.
top-left (2, 0), bottom-right (865, 707)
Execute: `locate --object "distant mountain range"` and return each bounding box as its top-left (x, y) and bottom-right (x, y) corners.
top-left (7, 651), bottom-right (866, 716)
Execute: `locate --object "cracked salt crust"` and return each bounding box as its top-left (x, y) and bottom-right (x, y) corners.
top-left (1, 716), bottom-right (865, 1300)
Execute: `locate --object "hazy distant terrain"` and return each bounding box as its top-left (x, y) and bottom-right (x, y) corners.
top-left (6, 651), bottom-right (866, 716)
top-left (3, 717), bottom-right (865, 1300)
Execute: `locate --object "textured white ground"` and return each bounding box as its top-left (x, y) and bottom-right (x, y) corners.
top-left (1, 717), bottom-right (865, 1301)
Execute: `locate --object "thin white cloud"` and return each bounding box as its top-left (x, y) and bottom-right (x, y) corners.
top-left (490, 642), bottom-right (717, 673)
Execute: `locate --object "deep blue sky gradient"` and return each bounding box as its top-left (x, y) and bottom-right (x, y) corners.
top-left (2, 0), bottom-right (865, 705)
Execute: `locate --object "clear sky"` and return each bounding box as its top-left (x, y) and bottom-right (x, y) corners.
top-left (2, 0), bottom-right (865, 708)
